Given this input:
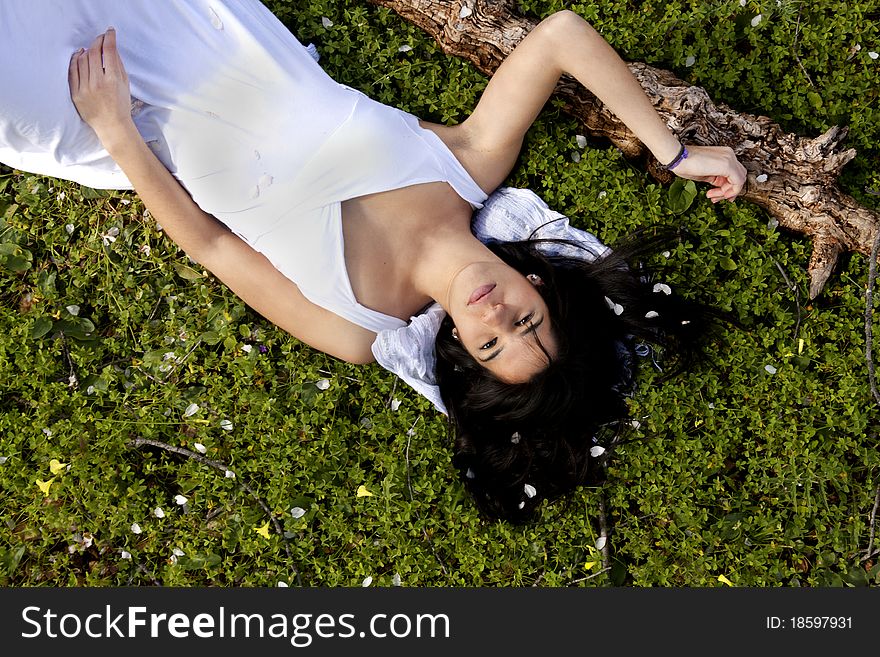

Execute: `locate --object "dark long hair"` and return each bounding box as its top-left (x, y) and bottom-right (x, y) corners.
top-left (434, 230), bottom-right (719, 523)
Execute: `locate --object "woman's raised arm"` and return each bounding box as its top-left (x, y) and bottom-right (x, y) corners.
top-left (457, 10), bottom-right (746, 201)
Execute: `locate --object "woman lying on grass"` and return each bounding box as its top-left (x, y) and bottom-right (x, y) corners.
top-left (0, 1), bottom-right (745, 521)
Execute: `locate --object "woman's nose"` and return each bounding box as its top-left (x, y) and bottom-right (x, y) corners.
top-left (481, 302), bottom-right (506, 327)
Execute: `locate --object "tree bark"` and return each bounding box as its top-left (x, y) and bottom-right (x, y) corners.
top-left (368, 0), bottom-right (879, 298)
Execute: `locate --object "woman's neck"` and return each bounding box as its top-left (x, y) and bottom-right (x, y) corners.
top-left (341, 181), bottom-right (491, 320)
top-left (409, 215), bottom-right (500, 313)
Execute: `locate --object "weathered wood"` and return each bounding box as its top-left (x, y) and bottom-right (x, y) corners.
top-left (369, 0), bottom-right (879, 298)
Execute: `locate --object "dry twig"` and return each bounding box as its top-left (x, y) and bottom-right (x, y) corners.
top-left (865, 485), bottom-right (880, 562)
top-left (597, 495), bottom-right (611, 570)
top-left (866, 229), bottom-right (880, 406)
top-left (127, 437), bottom-right (301, 585)
top-left (403, 418), bottom-right (450, 576)
top-left (569, 567), bottom-right (612, 585)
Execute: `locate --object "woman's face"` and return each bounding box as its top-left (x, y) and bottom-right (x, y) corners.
top-left (447, 260), bottom-right (558, 383)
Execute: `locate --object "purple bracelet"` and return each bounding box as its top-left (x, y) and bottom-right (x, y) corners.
top-left (662, 143), bottom-right (689, 170)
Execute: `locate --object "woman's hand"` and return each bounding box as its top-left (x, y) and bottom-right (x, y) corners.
top-left (68, 28), bottom-right (133, 146)
top-left (669, 145), bottom-right (748, 203)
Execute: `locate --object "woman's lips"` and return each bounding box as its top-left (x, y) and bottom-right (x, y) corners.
top-left (468, 283), bottom-right (496, 305)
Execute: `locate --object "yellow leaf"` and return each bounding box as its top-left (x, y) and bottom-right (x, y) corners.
top-left (717, 574), bottom-right (734, 587)
top-left (356, 485), bottom-right (374, 498)
top-left (584, 561), bottom-right (597, 570)
top-left (36, 478), bottom-right (55, 497)
top-left (49, 459), bottom-right (67, 475)
top-left (254, 521), bottom-right (271, 539)
top-left (798, 338), bottom-right (805, 355)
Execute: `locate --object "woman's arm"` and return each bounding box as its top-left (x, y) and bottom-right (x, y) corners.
top-left (456, 10), bottom-right (746, 201)
top-left (68, 29), bottom-right (378, 364)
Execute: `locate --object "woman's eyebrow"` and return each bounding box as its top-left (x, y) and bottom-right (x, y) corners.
top-left (478, 315), bottom-right (545, 363)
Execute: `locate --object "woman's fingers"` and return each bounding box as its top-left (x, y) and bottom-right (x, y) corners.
top-left (67, 28), bottom-right (133, 140)
top-left (675, 146), bottom-right (748, 203)
top-left (76, 49), bottom-right (90, 88)
top-left (67, 49), bottom-right (81, 91)
top-left (103, 27), bottom-right (120, 71)
top-left (87, 33), bottom-right (105, 79)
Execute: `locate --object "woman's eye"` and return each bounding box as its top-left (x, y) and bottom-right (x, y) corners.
top-left (480, 338), bottom-right (497, 350)
top-left (516, 312), bottom-right (534, 327)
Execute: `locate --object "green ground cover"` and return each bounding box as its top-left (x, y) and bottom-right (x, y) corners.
top-left (1, 0), bottom-right (878, 586)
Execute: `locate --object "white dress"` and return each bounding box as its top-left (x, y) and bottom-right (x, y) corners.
top-left (0, 0), bottom-right (488, 332)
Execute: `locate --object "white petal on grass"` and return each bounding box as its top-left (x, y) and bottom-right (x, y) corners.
top-left (86, 385), bottom-right (95, 395)
top-left (174, 494), bottom-right (188, 505)
top-left (631, 420), bottom-right (642, 430)
top-left (315, 378), bottom-right (330, 391)
top-left (653, 283), bottom-right (672, 295)
top-left (242, 344), bottom-right (253, 354)
top-left (764, 364), bottom-right (778, 375)
top-left (571, 151), bottom-right (581, 163)
top-left (518, 501), bottom-right (525, 509)
top-left (290, 507), bottom-right (306, 519)
top-left (277, 581), bottom-right (289, 588)
top-left (398, 45), bottom-right (412, 52)
top-left (321, 16), bottom-right (333, 28)
top-left (220, 419), bottom-right (233, 431)
top-left (101, 227), bottom-right (119, 245)
top-left (465, 467), bottom-right (476, 479)
top-left (459, 6), bottom-right (473, 19)
top-left (661, 250), bottom-right (671, 258)
top-left (751, 14), bottom-right (762, 27)
top-left (43, 428), bottom-right (52, 437)
top-left (739, 0), bottom-right (746, 6)
top-left (183, 403), bottom-right (199, 417)
top-left (65, 224), bottom-right (75, 235)
top-left (121, 550), bottom-right (132, 560)
top-left (685, 55), bottom-right (696, 67)
top-left (172, 548), bottom-right (185, 557)
top-left (0, 457), bottom-right (7, 465)
top-left (392, 573), bottom-right (402, 587)
top-left (598, 190), bottom-right (607, 199)
top-left (390, 399), bottom-right (402, 412)
top-left (130, 522), bottom-right (142, 535)
top-left (590, 446), bottom-right (606, 457)
top-left (66, 305), bottom-right (80, 316)
top-left (595, 536), bottom-right (607, 551)
top-left (524, 483), bottom-right (537, 498)
top-left (576, 134), bottom-right (587, 149)
top-left (362, 576), bottom-right (373, 587)
top-left (756, 173), bottom-right (768, 183)
top-left (869, 51), bottom-right (879, 60)
top-left (194, 443), bottom-right (206, 454)
top-left (645, 311), bottom-right (659, 319)
top-left (510, 431), bottom-right (521, 444)
top-left (224, 470), bottom-right (236, 479)
top-left (154, 507), bottom-right (165, 519)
